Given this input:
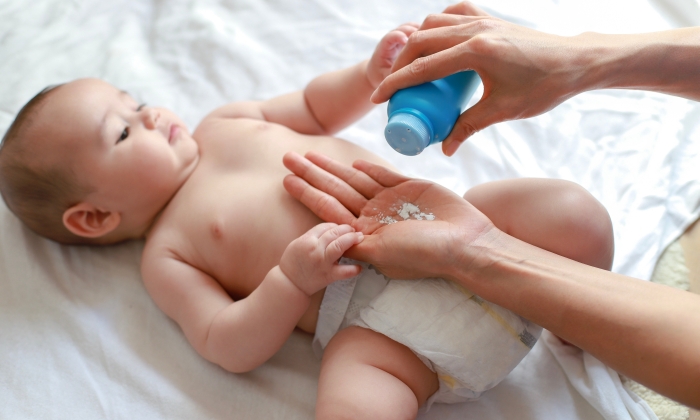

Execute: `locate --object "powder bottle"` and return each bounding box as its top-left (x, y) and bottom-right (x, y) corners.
top-left (384, 70), bottom-right (481, 156)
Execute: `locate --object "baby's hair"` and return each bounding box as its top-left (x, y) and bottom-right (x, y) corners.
top-left (0, 84), bottom-right (96, 245)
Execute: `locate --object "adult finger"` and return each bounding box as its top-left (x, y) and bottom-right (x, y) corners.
top-left (325, 230), bottom-right (364, 262)
top-left (442, 97), bottom-right (502, 156)
top-left (419, 13), bottom-right (487, 31)
top-left (341, 233), bottom-right (380, 262)
top-left (442, 1), bottom-right (491, 16)
top-left (283, 175), bottom-right (357, 225)
top-left (352, 160), bottom-right (409, 188)
top-left (372, 38), bottom-right (475, 103)
top-left (284, 152), bottom-right (367, 215)
top-left (388, 24), bottom-right (472, 76)
top-left (305, 151), bottom-right (383, 199)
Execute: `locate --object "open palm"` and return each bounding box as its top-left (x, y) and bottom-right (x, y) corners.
top-left (283, 151), bottom-right (495, 280)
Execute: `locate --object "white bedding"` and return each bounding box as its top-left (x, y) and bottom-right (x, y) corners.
top-left (1, 1), bottom-right (699, 419)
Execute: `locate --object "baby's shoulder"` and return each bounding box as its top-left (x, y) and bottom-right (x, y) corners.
top-left (142, 219), bottom-right (188, 264)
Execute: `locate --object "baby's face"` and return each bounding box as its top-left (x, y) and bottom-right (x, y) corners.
top-left (34, 78), bottom-right (199, 224)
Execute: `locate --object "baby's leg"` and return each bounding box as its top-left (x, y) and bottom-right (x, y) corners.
top-left (464, 178), bottom-right (614, 270)
top-left (316, 326), bottom-right (438, 420)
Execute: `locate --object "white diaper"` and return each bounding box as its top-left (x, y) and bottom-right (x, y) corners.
top-left (313, 259), bottom-right (542, 409)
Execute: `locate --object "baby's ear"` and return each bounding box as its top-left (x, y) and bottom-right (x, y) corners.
top-left (63, 203), bottom-right (121, 238)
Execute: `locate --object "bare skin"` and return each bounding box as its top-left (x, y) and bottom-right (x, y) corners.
top-left (21, 21), bottom-right (613, 420)
top-left (283, 152), bottom-right (700, 409)
top-left (371, 1), bottom-right (700, 156)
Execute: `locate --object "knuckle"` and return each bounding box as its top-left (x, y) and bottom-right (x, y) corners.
top-left (326, 176), bottom-right (343, 195)
top-left (458, 116), bottom-right (479, 136)
top-left (469, 18), bottom-right (499, 34)
top-left (407, 56), bottom-right (431, 79)
top-left (421, 14), bottom-right (441, 29)
top-left (446, 1), bottom-right (478, 16)
top-left (406, 29), bottom-right (422, 47)
top-left (315, 195), bottom-right (333, 218)
top-left (466, 33), bottom-right (496, 56)
top-left (452, 2), bottom-right (471, 14)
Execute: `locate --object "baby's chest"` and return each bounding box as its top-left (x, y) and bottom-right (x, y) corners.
top-left (173, 170), bottom-right (321, 296)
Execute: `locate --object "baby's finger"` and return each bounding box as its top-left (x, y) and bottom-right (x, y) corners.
top-left (330, 263), bottom-right (362, 281)
top-left (396, 23), bottom-right (420, 36)
top-left (324, 231), bottom-right (364, 262)
top-left (319, 223), bottom-right (356, 245)
top-left (305, 222), bottom-right (340, 239)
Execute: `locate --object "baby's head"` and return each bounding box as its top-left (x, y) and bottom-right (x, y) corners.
top-left (0, 78), bottom-right (199, 245)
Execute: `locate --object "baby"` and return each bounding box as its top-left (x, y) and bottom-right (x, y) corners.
top-left (0, 25), bottom-right (614, 418)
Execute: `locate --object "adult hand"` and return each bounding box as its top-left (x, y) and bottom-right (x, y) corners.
top-left (371, 1), bottom-right (590, 156)
top-left (282, 151), bottom-right (497, 280)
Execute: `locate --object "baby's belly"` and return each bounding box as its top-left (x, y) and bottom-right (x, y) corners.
top-left (181, 118), bottom-right (396, 332)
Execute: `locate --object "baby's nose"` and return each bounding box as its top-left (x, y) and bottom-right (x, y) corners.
top-left (142, 108), bottom-right (160, 129)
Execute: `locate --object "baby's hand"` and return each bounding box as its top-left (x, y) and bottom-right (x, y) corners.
top-left (366, 23), bottom-right (419, 89)
top-left (279, 223), bottom-right (364, 296)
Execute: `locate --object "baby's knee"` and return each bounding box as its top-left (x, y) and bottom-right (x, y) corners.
top-left (316, 398), bottom-right (414, 420)
top-left (555, 181), bottom-right (614, 270)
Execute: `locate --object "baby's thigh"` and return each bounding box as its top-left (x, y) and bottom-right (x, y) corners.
top-left (316, 326), bottom-right (438, 420)
top-left (464, 178), bottom-right (614, 269)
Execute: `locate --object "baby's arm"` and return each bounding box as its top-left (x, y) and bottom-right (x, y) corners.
top-left (141, 224), bottom-right (362, 373)
top-left (204, 24), bottom-right (417, 135)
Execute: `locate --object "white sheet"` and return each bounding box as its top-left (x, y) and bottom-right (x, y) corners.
top-left (1, 1), bottom-right (699, 419)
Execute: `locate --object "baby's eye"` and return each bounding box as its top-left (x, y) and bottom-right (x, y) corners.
top-left (137, 103), bottom-right (146, 111)
top-left (117, 127), bottom-right (129, 143)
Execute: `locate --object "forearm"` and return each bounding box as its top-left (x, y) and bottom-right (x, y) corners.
top-left (574, 28), bottom-right (700, 100)
top-left (449, 228), bottom-right (700, 408)
top-left (304, 59), bottom-right (376, 134)
top-left (205, 266), bottom-right (311, 373)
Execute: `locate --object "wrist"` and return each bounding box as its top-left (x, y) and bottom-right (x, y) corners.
top-left (271, 265), bottom-right (314, 301)
top-left (445, 224), bottom-right (504, 288)
top-left (563, 32), bottom-right (621, 94)
top-left (571, 29), bottom-right (700, 97)
top-left (361, 59), bottom-right (381, 90)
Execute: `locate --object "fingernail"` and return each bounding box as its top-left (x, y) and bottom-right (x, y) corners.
top-left (356, 232), bottom-right (364, 242)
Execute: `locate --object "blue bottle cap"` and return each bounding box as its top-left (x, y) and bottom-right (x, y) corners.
top-left (385, 112), bottom-right (432, 156)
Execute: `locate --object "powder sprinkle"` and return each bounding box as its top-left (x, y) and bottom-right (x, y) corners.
top-left (377, 202), bottom-right (435, 224)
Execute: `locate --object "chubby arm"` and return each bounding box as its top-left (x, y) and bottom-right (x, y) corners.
top-left (141, 251), bottom-right (311, 373)
top-left (204, 24), bottom-right (417, 135)
top-left (141, 223), bottom-right (362, 373)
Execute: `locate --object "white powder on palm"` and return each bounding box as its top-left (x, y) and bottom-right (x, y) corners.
top-left (377, 202), bottom-right (435, 224)
top-left (379, 215), bottom-right (398, 224)
top-left (396, 203), bottom-right (435, 220)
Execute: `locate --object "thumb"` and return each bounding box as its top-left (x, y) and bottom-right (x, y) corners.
top-left (442, 97), bottom-right (502, 156)
top-left (342, 234), bottom-right (379, 263)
